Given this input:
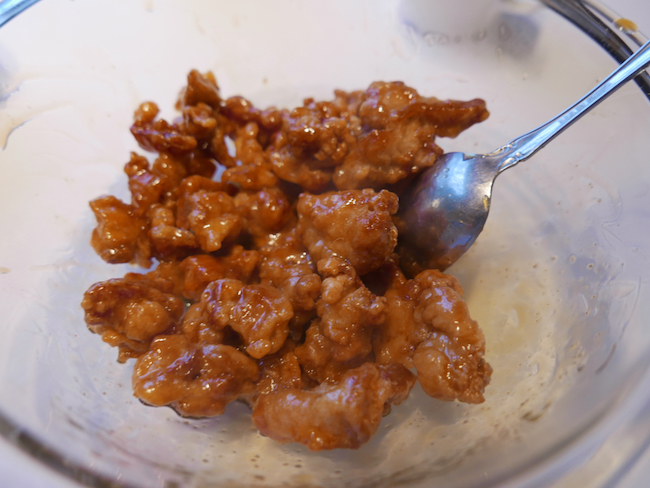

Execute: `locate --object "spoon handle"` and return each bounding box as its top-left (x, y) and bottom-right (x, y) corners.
top-left (493, 39), bottom-right (650, 174)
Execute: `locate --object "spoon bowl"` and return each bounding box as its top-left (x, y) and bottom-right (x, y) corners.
top-left (397, 151), bottom-right (499, 275)
top-left (398, 39), bottom-right (650, 274)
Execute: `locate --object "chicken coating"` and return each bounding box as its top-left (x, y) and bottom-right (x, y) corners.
top-left (133, 334), bottom-right (259, 417)
top-left (177, 190), bottom-right (242, 253)
top-left (142, 259), bottom-right (186, 298)
top-left (147, 203), bottom-right (199, 260)
top-left (220, 122), bottom-right (280, 191)
top-left (233, 187), bottom-right (293, 242)
top-left (180, 246), bottom-right (260, 301)
top-left (374, 267), bottom-right (492, 403)
top-left (293, 257), bottom-right (385, 384)
top-left (355, 81), bottom-right (489, 137)
top-left (130, 102), bottom-right (198, 155)
top-left (294, 319), bottom-right (370, 386)
top-left (180, 102), bottom-right (219, 140)
top-left (124, 152), bottom-right (166, 216)
top-left (332, 117), bottom-right (442, 190)
top-left (258, 229), bottom-right (321, 332)
top-left (251, 339), bottom-right (304, 400)
top-left (83, 73), bottom-right (492, 450)
top-left (133, 71), bottom-right (221, 158)
top-left (333, 82), bottom-right (489, 190)
top-left (297, 189), bottom-right (398, 276)
top-left (252, 362), bottom-right (416, 450)
top-left (412, 270), bottom-right (492, 404)
top-left (81, 275), bottom-right (184, 362)
top-left (221, 95), bottom-right (283, 137)
top-left (222, 162), bottom-right (279, 191)
top-left (180, 302), bottom-right (225, 346)
top-left (316, 257), bottom-right (386, 361)
top-left (267, 99), bottom-right (361, 193)
top-left (175, 175), bottom-right (234, 227)
top-left (125, 152), bottom-right (197, 216)
top-left (200, 279), bottom-right (293, 359)
top-left (89, 195), bottom-right (151, 268)
top-left (370, 256), bottom-right (419, 368)
top-left (178, 70), bottom-right (222, 110)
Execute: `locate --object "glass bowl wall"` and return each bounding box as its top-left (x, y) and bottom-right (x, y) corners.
top-left (1, 1), bottom-right (650, 487)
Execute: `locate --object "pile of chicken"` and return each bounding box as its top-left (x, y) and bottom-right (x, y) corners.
top-left (81, 71), bottom-right (492, 451)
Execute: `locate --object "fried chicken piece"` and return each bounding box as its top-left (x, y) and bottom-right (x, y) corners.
top-left (180, 246), bottom-right (260, 301)
top-left (222, 163), bottom-right (279, 191)
top-left (180, 303), bottom-right (225, 345)
top-left (370, 256), bottom-right (419, 368)
top-left (199, 279), bottom-right (293, 359)
top-left (208, 112), bottom-right (238, 168)
top-left (233, 187), bottom-right (293, 242)
top-left (124, 152), bottom-right (166, 216)
top-left (411, 270), bottom-right (492, 404)
top-left (233, 122), bottom-right (268, 168)
top-left (297, 189), bottom-right (398, 275)
top-left (373, 267), bottom-right (492, 403)
top-left (221, 95), bottom-right (283, 137)
top-left (81, 275), bottom-right (184, 362)
top-left (176, 70), bottom-right (228, 163)
top-left (183, 151), bottom-right (218, 179)
top-left (89, 195), bottom-right (151, 268)
top-left (222, 122), bottom-right (280, 190)
top-left (258, 228), bottom-right (321, 332)
top-left (130, 102), bottom-right (197, 155)
top-left (179, 283), bottom-right (247, 348)
top-left (333, 81), bottom-right (489, 190)
top-left (181, 190), bottom-right (243, 252)
top-left (175, 71), bottom-right (227, 159)
top-left (316, 257), bottom-right (386, 361)
top-left (144, 260), bottom-right (185, 297)
top-left (267, 99), bottom-right (361, 193)
top-left (284, 101), bottom-right (358, 164)
top-left (174, 175), bottom-right (242, 253)
top-left (125, 151), bottom-right (215, 219)
top-left (147, 153), bottom-right (190, 197)
top-left (268, 136), bottom-right (333, 193)
top-left (212, 94), bottom-right (281, 169)
top-left (252, 362), bottom-right (416, 450)
top-left (178, 70), bottom-right (222, 110)
top-left (358, 81), bottom-right (489, 135)
top-left (293, 258), bottom-right (385, 384)
top-left (333, 118), bottom-right (443, 190)
top-left (132, 334), bottom-right (259, 417)
top-left (175, 175), bottom-right (234, 225)
top-left (294, 319), bottom-right (369, 385)
top-left (331, 88), bottom-right (366, 119)
top-left (147, 203), bottom-right (199, 260)
top-left (180, 102), bottom-right (218, 141)
top-left (250, 339), bottom-right (304, 401)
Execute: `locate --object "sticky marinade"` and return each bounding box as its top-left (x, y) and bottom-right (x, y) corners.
top-left (81, 71), bottom-right (492, 450)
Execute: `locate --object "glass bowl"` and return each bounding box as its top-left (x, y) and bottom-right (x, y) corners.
top-left (1, 1), bottom-right (650, 487)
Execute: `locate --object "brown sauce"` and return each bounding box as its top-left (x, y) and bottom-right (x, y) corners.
top-left (81, 71), bottom-right (492, 450)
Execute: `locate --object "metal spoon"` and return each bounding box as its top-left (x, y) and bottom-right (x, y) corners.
top-left (397, 39), bottom-right (650, 276)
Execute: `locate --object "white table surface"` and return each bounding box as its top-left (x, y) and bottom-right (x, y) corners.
top-left (1, 0), bottom-right (649, 486)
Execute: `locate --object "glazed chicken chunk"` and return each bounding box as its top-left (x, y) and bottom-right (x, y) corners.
top-left (252, 362), bottom-right (416, 450)
top-left (133, 335), bottom-right (259, 417)
top-left (373, 265), bottom-right (492, 403)
top-left (297, 189), bottom-right (398, 276)
top-left (81, 274), bottom-right (184, 362)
